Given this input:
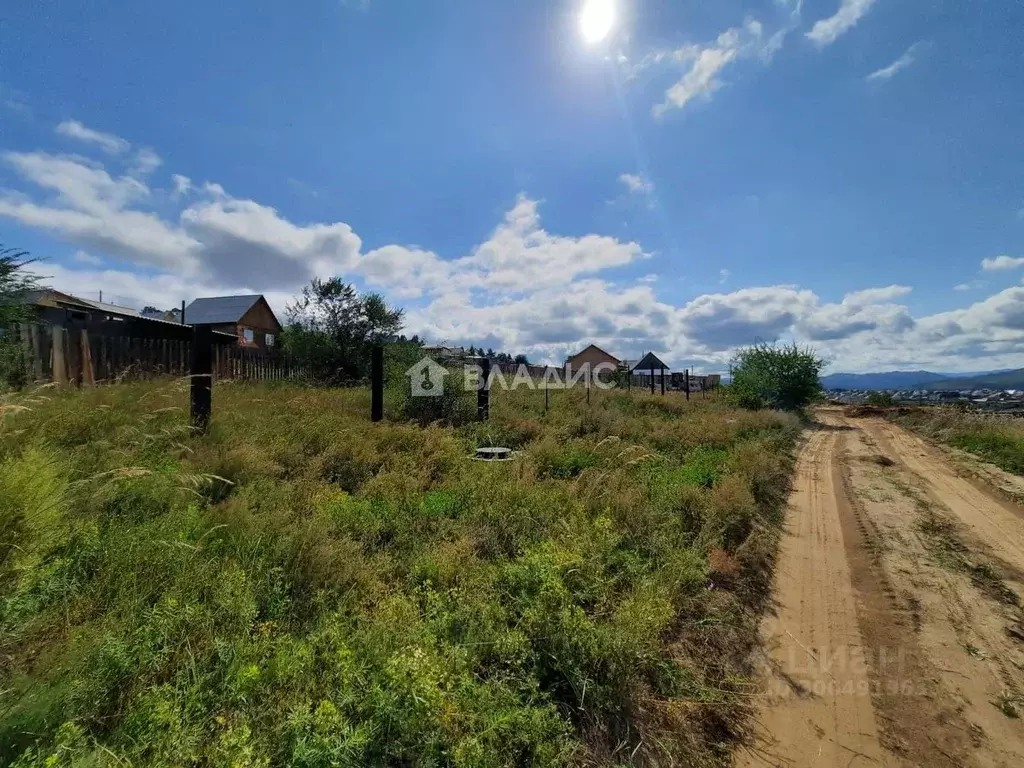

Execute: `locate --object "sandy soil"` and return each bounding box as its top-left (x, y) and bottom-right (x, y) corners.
top-left (737, 409), bottom-right (1024, 768)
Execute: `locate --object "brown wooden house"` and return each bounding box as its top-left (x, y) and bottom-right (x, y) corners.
top-left (565, 344), bottom-right (620, 371)
top-left (183, 295), bottom-right (282, 349)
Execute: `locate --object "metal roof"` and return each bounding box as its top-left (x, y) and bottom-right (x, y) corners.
top-left (183, 295), bottom-right (264, 325)
top-left (632, 351), bottom-right (669, 372)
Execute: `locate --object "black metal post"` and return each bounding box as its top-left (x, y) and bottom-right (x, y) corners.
top-left (627, 368), bottom-right (631, 392)
top-left (190, 324), bottom-right (212, 434)
top-left (650, 369), bottom-right (655, 395)
top-left (545, 379), bottom-right (550, 413)
top-left (180, 299), bottom-right (186, 325)
top-left (371, 345), bottom-right (384, 422)
top-left (660, 365), bottom-right (665, 395)
top-left (478, 357), bottom-right (490, 421)
top-left (685, 369), bottom-right (690, 401)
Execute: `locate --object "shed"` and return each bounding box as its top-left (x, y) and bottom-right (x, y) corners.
top-left (631, 351), bottom-right (669, 375)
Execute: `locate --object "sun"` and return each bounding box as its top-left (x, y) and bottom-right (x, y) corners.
top-left (580, 0), bottom-right (615, 44)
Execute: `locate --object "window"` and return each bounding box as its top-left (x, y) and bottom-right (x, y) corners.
top-left (242, 328), bottom-right (254, 343)
top-left (266, 333), bottom-right (275, 347)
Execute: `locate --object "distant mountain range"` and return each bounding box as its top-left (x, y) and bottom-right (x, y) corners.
top-left (918, 369), bottom-right (1024, 391)
top-left (821, 369), bottom-right (1024, 391)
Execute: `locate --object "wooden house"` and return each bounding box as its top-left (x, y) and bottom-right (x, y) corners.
top-left (183, 295), bottom-right (283, 349)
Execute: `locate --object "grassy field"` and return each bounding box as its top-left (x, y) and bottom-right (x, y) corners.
top-left (0, 380), bottom-right (799, 766)
top-left (889, 407), bottom-right (1024, 476)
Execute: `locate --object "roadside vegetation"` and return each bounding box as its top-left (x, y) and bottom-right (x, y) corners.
top-left (728, 342), bottom-right (825, 411)
top-left (0, 380), bottom-right (800, 766)
top-left (890, 407), bottom-right (1024, 476)
top-left (865, 391), bottom-right (895, 407)
top-left (0, 245), bottom-right (39, 391)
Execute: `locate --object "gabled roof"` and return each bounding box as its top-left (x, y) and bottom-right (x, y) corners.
top-left (567, 344), bottom-right (620, 363)
top-left (184, 295), bottom-right (264, 325)
top-left (632, 351), bottom-right (669, 372)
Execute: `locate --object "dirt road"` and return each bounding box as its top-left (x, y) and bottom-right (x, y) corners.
top-left (738, 410), bottom-right (1024, 768)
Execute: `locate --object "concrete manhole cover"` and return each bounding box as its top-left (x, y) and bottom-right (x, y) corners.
top-left (475, 446), bottom-right (514, 461)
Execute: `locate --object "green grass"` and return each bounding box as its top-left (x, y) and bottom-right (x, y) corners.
top-left (916, 510), bottom-right (1019, 606)
top-left (891, 407), bottom-right (1024, 476)
top-left (0, 381), bottom-right (800, 766)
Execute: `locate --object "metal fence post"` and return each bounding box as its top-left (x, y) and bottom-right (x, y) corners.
top-left (685, 369), bottom-right (690, 401)
top-left (478, 357), bottom-right (490, 421)
top-left (190, 325), bottom-right (213, 434)
top-left (371, 345), bottom-right (384, 422)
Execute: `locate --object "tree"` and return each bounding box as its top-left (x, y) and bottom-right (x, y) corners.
top-left (728, 342), bottom-right (825, 411)
top-left (513, 353), bottom-right (530, 365)
top-left (282, 278), bottom-right (405, 382)
top-left (0, 246), bottom-right (39, 389)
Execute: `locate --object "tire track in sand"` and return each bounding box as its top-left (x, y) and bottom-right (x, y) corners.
top-left (738, 420), bottom-right (892, 767)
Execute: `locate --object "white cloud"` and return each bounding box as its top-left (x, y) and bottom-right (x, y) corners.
top-left (797, 286), bottom-right (914, 341)
top-left (981, 255), bottom-right (1024, 271)
top-left (653, 24), bottom-right (751, 117)
top-left (647, 14), bottom-right (796, 117)
top-left (0, 151), bottom-right (199, 272)
top-left (453, 194), bottom-right (647, 293)
top-left (72, 250), bottom-right (103, 265)
top-left (171, 174), bottom-right (192, 198)
top-left (807, 0), bottom-right (878, 47)
top-left (954, 280), bottom-right (983, 292)
top-left (867, 42), bottom-right (924, 81)
top-left (719, 268), bottom-right (730, 284)
top-left (678, 286), bottom-right (818, 346)
top-left (55, 120), bottom-right (130, 155)
top-left (619, 173), bottom-right (653, 195)
top-left (842, 285), bottom-right (912, 305)
top-left (132, 148), bottom-right (162, 176)
top-left (974, 256), bottom-right (1024, 270)
top-left (179, 195), bottom-right (363, 285)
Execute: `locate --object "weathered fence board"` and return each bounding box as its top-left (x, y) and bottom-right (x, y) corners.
top-left (14, 323), bottom-right (309, 386)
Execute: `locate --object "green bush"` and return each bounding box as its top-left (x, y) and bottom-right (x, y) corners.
top-left (866, 391), bottom-right (895, 407)
top-left (728, 342), bottom-right (825, 411)
top-left (401, 363), bottom-right (476, 426)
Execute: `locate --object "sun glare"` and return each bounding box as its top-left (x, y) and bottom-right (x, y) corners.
top-left (580, 0), bottom-right (615, 44)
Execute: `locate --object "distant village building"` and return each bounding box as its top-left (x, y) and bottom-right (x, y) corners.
top-left (183, 295), bottom-right (282, 350)
top-left (565, 344), bottom-right (620, 371)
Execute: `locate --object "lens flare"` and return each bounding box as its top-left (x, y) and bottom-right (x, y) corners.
top-left (580, 0), bottom-right (615, 44)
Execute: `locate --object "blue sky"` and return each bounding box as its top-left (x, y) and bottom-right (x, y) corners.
top-left (1, 0), bottom-right (1023, 371)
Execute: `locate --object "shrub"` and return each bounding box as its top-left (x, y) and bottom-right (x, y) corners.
top-left (866, 391), bottom-right (895, 407)
top-left (401, 364), bottom-right (476, 426)
top-left (729, 341), bottom-right (825, 411)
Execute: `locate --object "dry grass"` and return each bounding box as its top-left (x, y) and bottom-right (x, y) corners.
top-left (889, 407), bottom-right (1024, 476)
top-left (0, 380), bottom-right (800, 767)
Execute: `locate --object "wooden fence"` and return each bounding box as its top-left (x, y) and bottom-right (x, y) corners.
top-left (13, 323), bottom-right (308, 386)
